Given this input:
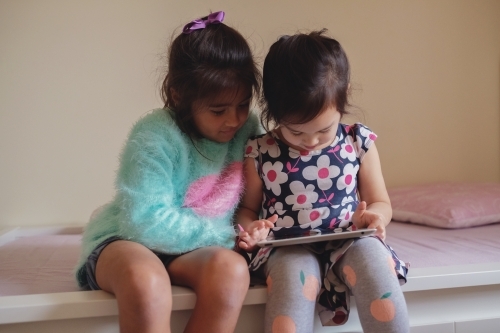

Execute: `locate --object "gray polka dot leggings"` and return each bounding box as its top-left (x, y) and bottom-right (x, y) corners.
top-left (254, 237), bottom-right (409, 333)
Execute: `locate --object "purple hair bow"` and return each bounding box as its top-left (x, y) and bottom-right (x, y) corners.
top-left (182, 11), bottom-right (225, 34)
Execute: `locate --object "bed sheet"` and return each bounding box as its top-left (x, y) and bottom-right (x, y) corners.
top-left (386, 221), bottom-right (500, 268)
top-left (1, 222), bottom-right (500, 296)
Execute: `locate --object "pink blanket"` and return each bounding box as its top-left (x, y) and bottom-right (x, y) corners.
top-left (386, 221), bottom-right (500, 268)
top-left (0, 234), bottom-right (81, 296)
top-left (1, 222), bottom-right (500, 296)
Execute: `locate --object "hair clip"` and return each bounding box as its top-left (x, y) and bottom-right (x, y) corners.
top-left (182, 11), bottom-right (225, 34)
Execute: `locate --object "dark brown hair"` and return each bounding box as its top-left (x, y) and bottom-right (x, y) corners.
top-left (260, 29), bottom-right (351, 130)
top-left (161, 22), bottom-right (261, 138)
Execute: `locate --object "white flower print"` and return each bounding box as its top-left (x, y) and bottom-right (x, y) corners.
top-left (302, 155), bottom-right (340, 191)
top-left (338, 219), bottom-right (351, 228)
top-left (336, 163), bottom-right (359, 194)
top-left (339, 204), bottom-right (354, 226)
top-left (285, 181), bottom-right (318, 211)
top-left (339, 136), bottom-right (356, 162)
top-left (269, 202), bottom-right (286, 215)
top-left (258, 134), bottom-right (280, 158)
top-left (366, 133), bottom-right (377, 147)
top-left (341, 196), bottom-right (356, 206)
top-left (276, 215), bottom-right (294, 228)
top-left (297, 207), bottom-right (330, 229)
top-left (262, 161), bottom-right (288, 196)
top-left (244, 139), bottom-right (259, 158)
top-left (359, 125), bottom-right (377, 146)
top-left (323, 276), bottom-right (331, 292)
top-left (358, 125), bottom-right (371, 137)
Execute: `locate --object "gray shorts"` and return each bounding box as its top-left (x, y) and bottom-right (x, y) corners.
top-left (85, 236), bottom-right (180, 290)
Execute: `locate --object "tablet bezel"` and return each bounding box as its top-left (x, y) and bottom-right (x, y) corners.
top-left (256, 228), bottom-right (377, 248)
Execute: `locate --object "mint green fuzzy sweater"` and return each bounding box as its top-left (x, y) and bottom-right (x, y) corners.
top-left (75, 108), bottom-right (260, 288)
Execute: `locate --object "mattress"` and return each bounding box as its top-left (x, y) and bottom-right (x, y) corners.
top-left (1, 222), bottom-right (500, 297)
top-left (386, 221), bottom-right (500, 268)
top-left (0, 233), bottom-right (81, 296)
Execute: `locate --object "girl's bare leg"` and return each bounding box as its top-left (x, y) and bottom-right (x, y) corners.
top-left (95, 240), bottom-right (173, 333)
top-left (167, 247), bottom-right (250, 333)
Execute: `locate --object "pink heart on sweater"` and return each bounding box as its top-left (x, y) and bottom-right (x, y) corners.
top-left (183, 162), bottom-right (244, 217)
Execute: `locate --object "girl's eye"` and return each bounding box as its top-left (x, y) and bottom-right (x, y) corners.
top-left (290, 132), bottom-right (302, 136)
top-left (211, 110), bottom-right (225, 116)
top-left (320, 128), bottom-right (331, 133)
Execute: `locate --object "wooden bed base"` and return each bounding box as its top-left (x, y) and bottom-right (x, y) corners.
top-left (1, 226), bottom-right (500, 333)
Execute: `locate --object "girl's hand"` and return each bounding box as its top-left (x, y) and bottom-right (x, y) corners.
top-left (352, 201), bottom-right (387, 240)
top-left (238, 215), bottom-right (278, 252)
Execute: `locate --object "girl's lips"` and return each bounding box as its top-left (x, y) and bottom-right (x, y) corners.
top-left (220, 128), bottom-right (238, 137)
top-left (221, 127), bottom-right (238, 134)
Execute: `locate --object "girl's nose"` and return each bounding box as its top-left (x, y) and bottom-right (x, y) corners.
top-left (303, 135), bottom-right (319, 146)
top-left (225, 109), bottom-right (240, 127)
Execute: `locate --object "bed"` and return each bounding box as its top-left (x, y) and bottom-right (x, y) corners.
top-left (1, 183), bottom-right (500, 333)
top-left (1, 222), bottom-right (499, 333)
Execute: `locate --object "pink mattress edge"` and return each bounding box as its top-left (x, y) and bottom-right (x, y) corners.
top-left (1, 222), bottom-right (500, 296)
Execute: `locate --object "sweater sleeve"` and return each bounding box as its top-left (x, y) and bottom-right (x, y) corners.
top-left (115, 117), bottom-right (235, 254)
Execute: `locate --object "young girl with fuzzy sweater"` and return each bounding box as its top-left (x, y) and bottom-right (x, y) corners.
top-left (75, 11), bottom-right (269, 333)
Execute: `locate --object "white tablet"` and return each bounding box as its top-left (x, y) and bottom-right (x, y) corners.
top-left (256, 228), bottom-right (377, 248)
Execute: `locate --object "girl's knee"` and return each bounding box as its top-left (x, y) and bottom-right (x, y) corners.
top-left (115, 262), bottom-right (172, 308)
top-left (348, 237), bottom-right (389, 263)
top-left (198, 249), bottom-right (250, 298)
top-left (337, 237), bottom-right (399, 287)
top-left (205, 249), bottom-right (249, 279)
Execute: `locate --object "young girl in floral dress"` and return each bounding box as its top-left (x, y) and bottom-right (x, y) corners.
top-left (237, 30), bottom-right (410, 333)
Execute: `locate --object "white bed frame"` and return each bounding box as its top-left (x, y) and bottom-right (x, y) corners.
top-left (1, 226), bottom-right (500, 333)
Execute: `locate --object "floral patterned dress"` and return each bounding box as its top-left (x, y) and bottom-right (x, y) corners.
top-left (244, 123), bottom-right (408, 326)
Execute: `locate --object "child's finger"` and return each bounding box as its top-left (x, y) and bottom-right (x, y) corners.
top-left (255, 221), bottom-right (271, 230)
top-left (238, 240), bottom-right (250, 250)
top-left (355, 201), bottom-right (367, 214)
top-left (367, 220), bottom-right (386, 240)
top-left (261, 220), bottom-right (274, 228)
top-left (267, 214), bottom-right (278, 223)
top-left (352, 201), bottom-right (367, 227)
top-left (261, 214), bottom-right (278, 228)
top-left (241, 232), bottom-right (255, 242)
top-left (238, 234), bottom-right (255, 249)
top-left (254, 221), bottom-right (266, 229)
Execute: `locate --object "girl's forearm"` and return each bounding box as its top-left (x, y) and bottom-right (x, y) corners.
top-left (366, 201), bottom-right (392, 226)
top-left (236, 206), bottom-right (259, 230)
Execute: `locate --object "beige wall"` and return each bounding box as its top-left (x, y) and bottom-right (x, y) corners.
top-left (1, 0), bottom-right (499, 227)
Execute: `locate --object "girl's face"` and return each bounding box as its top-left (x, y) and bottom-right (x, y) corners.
top-left (192, 86), bottom-right (252, 143)
top-left (278, 105), bottom-right (341, 152)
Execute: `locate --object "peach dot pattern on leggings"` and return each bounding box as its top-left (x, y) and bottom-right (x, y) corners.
top-left (302, 274), bottom-right (319, 301)
top-left (266, 275), bottom-right (273, 294)
top-left (342, 265), bottom-right (357, 287)
top-left (272, 315), bottom-right (296, 333)
top-left (370, 292), bottom-right (396, 322)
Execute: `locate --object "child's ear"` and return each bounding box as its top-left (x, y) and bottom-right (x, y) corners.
top-left (170, 88), bottom-right (181, 106)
